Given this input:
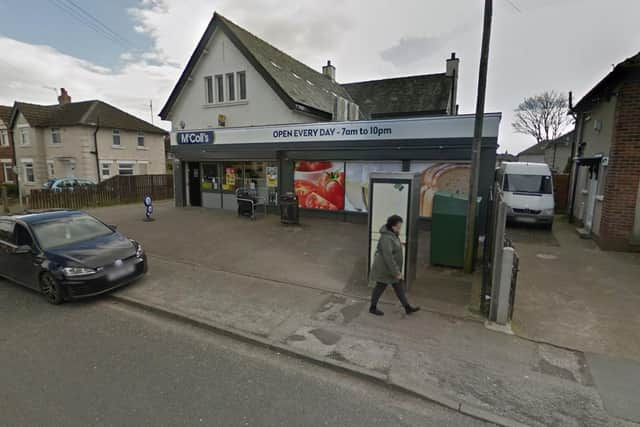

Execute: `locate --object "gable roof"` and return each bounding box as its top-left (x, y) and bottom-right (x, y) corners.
top-left (0, 105), bottom-right (12, 126)
top-left (518, 143), bottom-right (546, 157)
top-left (160, 13), bottom-right (352, 120)
top-left (574, 52), bottom-right (640, 112)
top-left (342, 74), bottom-right (452, 117)
top-left (518, 130), bottom-right (575, 157)
top-left (11, 100), bottom-right (166, 134)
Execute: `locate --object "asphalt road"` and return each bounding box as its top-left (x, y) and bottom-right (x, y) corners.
top-left (0, 282), bottom-right (488, 427)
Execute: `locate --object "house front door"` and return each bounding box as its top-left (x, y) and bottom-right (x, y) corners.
top-left (584, 168), bottom-right (599, 231)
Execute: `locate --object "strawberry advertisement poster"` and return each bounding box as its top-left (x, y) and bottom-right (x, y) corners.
top-left (294, 161), bottom-right (345, 211)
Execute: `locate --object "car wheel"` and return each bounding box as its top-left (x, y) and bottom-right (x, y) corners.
top-left (39, 273), bottom-right (65, 305)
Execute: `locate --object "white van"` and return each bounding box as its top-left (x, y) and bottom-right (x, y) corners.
top-left (498, 162), bottom-right (555, 228)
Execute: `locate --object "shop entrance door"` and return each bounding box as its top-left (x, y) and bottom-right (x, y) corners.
top-left (188, 162), bottom-right (202, 207)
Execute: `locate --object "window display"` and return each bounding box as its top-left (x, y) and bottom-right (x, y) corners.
top-left (201, 163), bottom-right (220, 192)
top-left (222, 162), bottom-right (243, 192)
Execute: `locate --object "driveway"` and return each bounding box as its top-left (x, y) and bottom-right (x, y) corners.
top-left (509, 217), bottom-right (640, 361)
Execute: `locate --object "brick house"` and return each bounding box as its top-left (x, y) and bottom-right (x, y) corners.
top-left (569, 52), bottom-right (640, 250)
top-left (0, 105), bottom-right (16, 185)
top-left (9, 89), bottom-right (167, 195)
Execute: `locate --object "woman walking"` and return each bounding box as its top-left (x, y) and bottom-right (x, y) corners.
top-left (369, 215), bottom-right (420, 316)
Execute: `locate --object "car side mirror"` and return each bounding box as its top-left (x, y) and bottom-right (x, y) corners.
top-left (14, 245), bottom-right (32, 255)
top-left (108, 224), bottom-right (118, 231)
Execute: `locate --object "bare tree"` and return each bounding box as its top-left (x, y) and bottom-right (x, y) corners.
top-left (512, 91), bottom-right (572, 143)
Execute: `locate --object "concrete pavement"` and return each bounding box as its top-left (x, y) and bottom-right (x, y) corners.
top-left (0, 282), bottom-right (486, 427)
top-left (111, 254), bottom-right (633, 427)
top-left (509, 217), bottom-right (640, 361)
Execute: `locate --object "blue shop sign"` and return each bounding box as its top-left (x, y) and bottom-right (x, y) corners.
top-left (177, 130), bottom-right (215, 145)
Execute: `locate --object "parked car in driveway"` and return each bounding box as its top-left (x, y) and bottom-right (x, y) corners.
top-left (0, 210), bottom-right (147, 304)
top-left (44, 177), bottom-right (97, 191)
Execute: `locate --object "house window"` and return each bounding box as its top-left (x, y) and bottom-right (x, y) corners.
top-left (101, 162), bottom-right (111, 178)
top-left (226, 73), bottom-right (235, 101)
top-left (51, 128), bottom-right (61, 144)
top-left (112, 129), bottom-right (121, 146)
top-left (237, 71), bottom-right (246, 100)
top-left (2, 163), bottom-right (13, 183)
top-left (19, 128), bottom-right (29, 145)
top-left (118, 162), bottom-right (134, 176)
top-left (137, 132), bottom-right (145, 147)
top-left (0, 130), bottom-right (8, 146)
top-left (205, 76), bottom-right (214, 104)
top-left (215, 74), bottom-right (224, 102)
top-left (23, 162), bottom-right (34, 183)
top-left (47, 161), bottom-right (55, 178)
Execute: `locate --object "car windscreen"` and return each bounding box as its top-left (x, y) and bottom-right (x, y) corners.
top-left (31, 214), bottom-right (114, 249)
top-left (504, 174), bottom-right (552, 194)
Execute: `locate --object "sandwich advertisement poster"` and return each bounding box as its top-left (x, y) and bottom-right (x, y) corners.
top-left (410, 162), bottom-right (470, 218)
top-left (293, 160), bottom-right (469, 216)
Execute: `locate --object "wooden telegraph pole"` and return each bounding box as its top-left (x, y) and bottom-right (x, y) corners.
top-left (464, 0), bottom-right (494, 273)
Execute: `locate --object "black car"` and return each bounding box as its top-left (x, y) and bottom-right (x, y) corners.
top-left (0, 210), bottom-right (147, 304)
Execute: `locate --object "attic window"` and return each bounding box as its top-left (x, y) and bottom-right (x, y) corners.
top-left (306, 80), bottom-right (315, 86)
top-left (270, 61), bottom-right (281, 69)
top-left (292, 72), bottom-right (301, 80)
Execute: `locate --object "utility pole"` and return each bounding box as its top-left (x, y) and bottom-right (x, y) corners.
top-left (464, 0), bottom-right (493, 273)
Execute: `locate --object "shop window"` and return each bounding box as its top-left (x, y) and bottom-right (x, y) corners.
top-left (205, 76), bottom-right (214, 104)
top-left (237, 71), bottom-right (246, 100)
top-left (226, 73), bottom-right (235, 101)
top-left (215, 75), bottom-right (224, 103)
top-left (118, 162), bottom-right (134, 176)
top-left (222, 162), bottom-right (243, 192)
top-left (201, 163), bottom-right (220, 192)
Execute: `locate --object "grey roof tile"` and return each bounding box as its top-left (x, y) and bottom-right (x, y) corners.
top-left (342, 74), bottom-right (452, 117)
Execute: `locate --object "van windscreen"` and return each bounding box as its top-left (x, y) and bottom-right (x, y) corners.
top-left (504, 174), bottom-right (552, 194)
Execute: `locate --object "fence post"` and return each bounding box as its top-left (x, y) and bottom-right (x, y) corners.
top-left (2, 186), bottom-right (9, 213)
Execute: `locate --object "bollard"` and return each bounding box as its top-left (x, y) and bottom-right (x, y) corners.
top-left (143, 195), bottom-right (154, 221)
top-left (494, 246), bottom-right (515, 325)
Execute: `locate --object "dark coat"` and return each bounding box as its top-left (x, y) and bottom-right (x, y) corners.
top-left (370, 226), bottom-right (403, 284)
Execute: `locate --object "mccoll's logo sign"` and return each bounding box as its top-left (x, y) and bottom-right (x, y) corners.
top-left (176, 130), bottom-right (215, 145)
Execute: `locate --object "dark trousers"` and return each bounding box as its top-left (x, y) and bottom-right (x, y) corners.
top-left (370, 281), bottom-right (409, 309)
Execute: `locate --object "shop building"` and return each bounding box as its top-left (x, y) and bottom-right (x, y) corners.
top-left (160, 13), bottom-right (500, 224)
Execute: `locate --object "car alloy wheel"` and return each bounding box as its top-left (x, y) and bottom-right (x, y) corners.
top-left (39, 273), bottom-right (64, 305)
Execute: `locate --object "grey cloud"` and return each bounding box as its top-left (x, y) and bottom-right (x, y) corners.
top-left (380, 36), bottom-right (445, 67)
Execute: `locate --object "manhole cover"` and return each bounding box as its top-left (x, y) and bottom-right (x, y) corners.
top-left (536, 253), bottom-right (558, 260)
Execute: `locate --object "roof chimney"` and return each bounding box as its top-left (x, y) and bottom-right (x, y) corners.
top-left (446, 52), bottom-right (459, 77)
top-left (446, 53), bottom-right (460, 115)
top-left (58, 88), bottom-right (71, 105)
top-left (322, 60), bottom-right (336, 82)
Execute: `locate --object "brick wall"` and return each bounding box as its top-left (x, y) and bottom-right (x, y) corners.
top-left (598, 70), bottom-right (640, 250)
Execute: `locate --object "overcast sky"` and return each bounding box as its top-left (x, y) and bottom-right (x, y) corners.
top-left (1, 0), bottom-right (639, 153)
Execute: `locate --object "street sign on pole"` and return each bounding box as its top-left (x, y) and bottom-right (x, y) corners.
top-left (464, 0), bottom-right (494, 273)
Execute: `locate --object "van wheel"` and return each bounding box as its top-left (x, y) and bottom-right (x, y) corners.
top-left (39, 273), bottom-right (65, 305)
